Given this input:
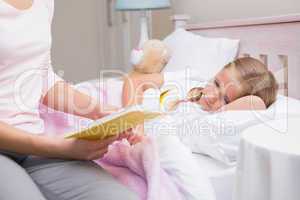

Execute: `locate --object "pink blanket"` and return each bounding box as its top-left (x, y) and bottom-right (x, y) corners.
top-left (40, 78), bottom-right (219, 200)
top-left (95, 138), bottom-right (184, 200)
top-left (40, 82), bottom-right (184, 200)
top-left (41, 109), bottom-right (184, 199)
top-left (41, 106), bottom-right (184, 199)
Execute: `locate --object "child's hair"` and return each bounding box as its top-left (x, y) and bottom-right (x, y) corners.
top-left (225, 57), bottom-right (278, 107)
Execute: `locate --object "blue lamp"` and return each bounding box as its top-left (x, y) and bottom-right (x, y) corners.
top-left (116, 0), bottom-right (171, 48)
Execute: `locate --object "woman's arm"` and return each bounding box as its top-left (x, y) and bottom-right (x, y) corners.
top-left (0, 121), bottom-right (122, 160)
top-left (222, 95), bottom-right (266, 111)
top-left (42, 81), bottom-right (118, 120)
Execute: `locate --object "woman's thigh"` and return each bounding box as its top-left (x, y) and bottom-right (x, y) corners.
top-left (22, 157), bottom-right (138, 200)
top-left (0, 154), bottom-right (46, 200)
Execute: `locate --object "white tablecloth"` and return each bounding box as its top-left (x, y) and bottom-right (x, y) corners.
top-left (233, 118), bottom-right (300, 200)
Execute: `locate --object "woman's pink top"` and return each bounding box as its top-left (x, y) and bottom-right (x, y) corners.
top-left (0, 0), bottom-right (61, 134)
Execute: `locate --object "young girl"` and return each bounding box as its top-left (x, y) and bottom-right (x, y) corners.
top-left (123, 57), bottom-right (278, 112)
top-left (122, 57), bottom-right (278, 144)
top-left (113, 57), bottom-right (279, 199)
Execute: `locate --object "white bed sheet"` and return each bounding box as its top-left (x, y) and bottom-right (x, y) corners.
top-left (193, 154), bottom-right (235, 200)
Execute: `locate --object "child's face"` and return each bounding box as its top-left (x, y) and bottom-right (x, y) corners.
top-left (195, 68), bottom-right (243, 111)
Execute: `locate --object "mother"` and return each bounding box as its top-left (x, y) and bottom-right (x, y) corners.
top-left (0, 0), bottom-right (137, 199)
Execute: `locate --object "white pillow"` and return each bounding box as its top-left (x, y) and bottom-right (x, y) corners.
top-left (163, 28), bottom-right (239, 81)
top-left (179, 95), bottom-right (300, 165)
top-left (144, 88), bottom-right (300, 165)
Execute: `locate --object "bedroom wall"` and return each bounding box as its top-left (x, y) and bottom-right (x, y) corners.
top-left (152, 0), bottom-right (300, 39)
top-left (152, 9), bottom-right (174, 39)
top-left (51, 0), bottom-right (138, 83)
top-left (51, 0), bottom-right (102, 83)
top-left (51, 0), bottom-right (300, 82)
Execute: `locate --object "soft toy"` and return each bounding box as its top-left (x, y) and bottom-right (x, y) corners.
top-left (130, 39), bottom-right (171, 74)
top-left (122, 40), bottom-right (171, 107)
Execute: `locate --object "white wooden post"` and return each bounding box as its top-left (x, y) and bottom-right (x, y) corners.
top-left (170, 15), bottom-right (191, 30)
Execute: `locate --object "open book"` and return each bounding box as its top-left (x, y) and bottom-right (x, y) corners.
top-left (64, 106), bottom-right (163, 140)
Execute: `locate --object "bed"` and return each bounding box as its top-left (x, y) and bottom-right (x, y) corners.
top-left (168, 13), bottom-right (300, 200)
top-left (43, 13), bottom-right (300, 200)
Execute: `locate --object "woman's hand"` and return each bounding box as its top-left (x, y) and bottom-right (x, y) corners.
top-left (53, 136), bottom-right (117, 160)
top-left (0, 120), bottom-right (129, 160)
top-left (126, 134), bottom-right (145, 145)
top-left (43, 133), bottom-right (129, 160)
top-left (120, 126), bottom-right (145, 145)
top-left (121, 131), bottom-right (145, 145)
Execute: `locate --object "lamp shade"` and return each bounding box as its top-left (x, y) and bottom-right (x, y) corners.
top-left (116, 0), bottom-right (171, 11)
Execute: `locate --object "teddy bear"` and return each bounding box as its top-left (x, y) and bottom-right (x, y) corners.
top-left (122, 39), bottom-right (171, 107)
top-left (130, 39), bottom-right (171, 74)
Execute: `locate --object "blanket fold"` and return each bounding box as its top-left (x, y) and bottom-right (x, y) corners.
top-left (95, 137), bottom-right (184, 200)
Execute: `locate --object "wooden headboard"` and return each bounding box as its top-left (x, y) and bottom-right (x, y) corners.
top-left (171, 14), bottom-right (300, 99)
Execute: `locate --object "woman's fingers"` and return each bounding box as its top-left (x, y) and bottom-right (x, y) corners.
top-left (118, 133), bottom-right (129, 140)
top-left (126, 134), bottom-right (144, 145)
top-left (96, 135), bottom-right (119, 148)
top-left (118, 128), bottom-right (145, 145)
top-left (86, 147), bottom-right (108, 160)
top-left (119, 129), bottom-right (133, 138)
top-left (81, 129), bottom-right (145, 160)
top-left (83, 139), bottom-right (112, 160)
